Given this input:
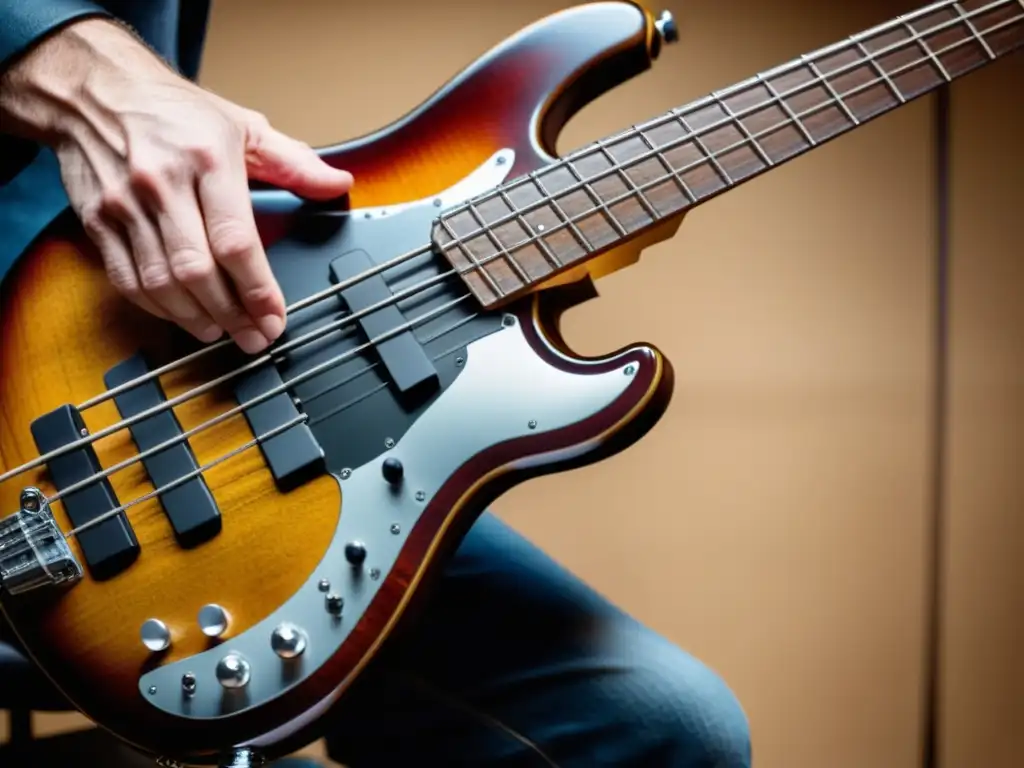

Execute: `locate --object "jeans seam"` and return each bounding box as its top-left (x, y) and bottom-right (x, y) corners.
top-left (391, 670), bottom-right (563, 768)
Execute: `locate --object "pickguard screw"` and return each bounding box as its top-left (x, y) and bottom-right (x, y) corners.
top-left (528, 420), bottom-right (537, 429)
top-left (80, 427), bottom-right (88, 437)
top-left (148, 686), bottom-right (157, 695)
top-left (433, 198), bottom-right (442, 207)
top-left (384, 437), bottom-right (395, 449)
top-left (624, 365), bottom-right (636, 376)
top-left (502, 314), bottom-right (516, 327)
top-left (318, 579), bottom-right (331, 592)
top-left (390, 523), bottom-right (401, 535)
top-left (415, 490), bottom-right (426, 502)
top-left (364, 212), bottom-right (372, 219)
top-left (455, 356), bottom-right (465, 367)
top-left (340, 468), bottom-right (352, 479)
top-left (369, 568), bottom-right (381, 580)
top-left (497, 156), bottom-right (507, 165)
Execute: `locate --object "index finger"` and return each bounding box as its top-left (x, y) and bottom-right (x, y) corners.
top-left (197, 163), bottom-right (286, 345)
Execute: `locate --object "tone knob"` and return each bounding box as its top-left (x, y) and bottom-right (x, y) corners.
top-left (140, 618), bottom-right (171, 652)
top-left (198, 603), bottom-right (230, 638)
top-left (345, 541), bottom-right (367, 566)
top-left (270, 622), bottom-right (308, 659)
top-left (215, 653), bottom-right (251, 689)
top-left (381, 457), bottom-right (404, 485)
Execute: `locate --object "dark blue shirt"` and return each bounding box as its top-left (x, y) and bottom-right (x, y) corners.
top-left (0, 0), bottom-right (210, 285)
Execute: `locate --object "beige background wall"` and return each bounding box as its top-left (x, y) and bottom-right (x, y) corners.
top-left (5, 2), bottom-right (1021, 767)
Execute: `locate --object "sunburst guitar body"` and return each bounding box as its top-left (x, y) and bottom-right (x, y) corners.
top-left (2, 0), bottom-right (1021, 764)
top-left (0, 3), bottom-right (677, 763)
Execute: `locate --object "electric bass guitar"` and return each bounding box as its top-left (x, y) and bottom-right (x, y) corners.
top-left (0, 1), bottom-right (1020, 765)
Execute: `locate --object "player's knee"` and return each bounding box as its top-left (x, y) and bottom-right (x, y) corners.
top-left (620, 656), bottom-right (752, 767)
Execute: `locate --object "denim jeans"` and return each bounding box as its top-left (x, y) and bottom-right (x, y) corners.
top-left (276, 511), bottom-right (751, 767)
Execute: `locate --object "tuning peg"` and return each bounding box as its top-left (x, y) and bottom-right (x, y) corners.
top-left (656, 11), bottom-right (679, 45)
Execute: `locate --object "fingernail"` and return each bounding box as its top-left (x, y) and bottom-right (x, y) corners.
top-left (257, 313), bottom-right (285, 341)
top-left (236, 327), bottom-right (270, 355)
top-left (197, 324), bottom-right (223, 343)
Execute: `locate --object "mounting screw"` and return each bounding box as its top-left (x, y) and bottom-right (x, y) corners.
top-left (390, 523), bottom-right (401, 535)
top-left (434, 198), bottom-right (442, 207)
top-left (80, 427), bottom-right (88, 437)
top-left (415, 490), bottom-right (426, 502)
top-left (318, 579), bottom-right (330, 592)
top-left (496, 156), bottom-right (507, 165)
top-left (148, 686), bottom-right (157, 695)
top-left (364, 212), bottom-right (372, 219)
top-left (369, 568), bottom-right (381, 580)
top-left (384, 437), bottom-right (395, 449)
top-left (455, 356), bottom-right (465, 367)
top-left (528, 419), bottom-right (537, 430)
top-left (340, 468), bottom-right (352, 479)
top-left (624, 365), bottom-right (636, 376)
top-left (326, 594), bottom-right (344, 614)
top-left (502, 314), bottom-right (516, 327)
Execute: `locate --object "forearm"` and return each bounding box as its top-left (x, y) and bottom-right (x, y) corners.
top-left (0, 17), bottom-right (172, 147)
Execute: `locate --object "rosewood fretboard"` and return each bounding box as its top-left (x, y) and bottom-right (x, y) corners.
top-left (432, 0), bottom-right (1024, 308)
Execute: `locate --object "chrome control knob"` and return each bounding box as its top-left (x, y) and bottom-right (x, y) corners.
top-left (198, 603), bottom-right (230, 638)
top-left (140, 618), bottom-right (171, 652)
top-left (270, 622), bottom-right (308, 659)
top-left (216, 653), bottom-right (251, 689)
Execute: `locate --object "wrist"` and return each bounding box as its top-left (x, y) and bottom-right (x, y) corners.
top-left (0, 17), bottom-right (171, 145)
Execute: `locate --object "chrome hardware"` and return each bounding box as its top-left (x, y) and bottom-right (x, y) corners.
top-left (325, 593), bottom-right (344, 614)
top-left (655, 10), bottom-right (679, 44)
top-left (270, 622), bottom-right (307, 659)
top-left (198, 603), bottom-right (230, 637)
top-left (141, 618), bottom-right (171, 652)
top-left (215, 653), bottom-right (251, 689)
top-left (0, 488), bottom-right (83, 596)
top-left (181, 672), bottom-right (197, 696)
top-left (218, 747), bottom-right (266, 768)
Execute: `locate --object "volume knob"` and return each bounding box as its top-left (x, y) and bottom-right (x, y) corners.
top-left (215, 653), bottom-right (250, 689)
top-left (271, 622), bottom-right (308, 659)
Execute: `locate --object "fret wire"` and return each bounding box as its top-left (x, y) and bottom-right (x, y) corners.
top-left (438, 1), bottom-right (1020, 273)
top-left (441, 0), bottom-right (1006, 232)
top-left (562, 159), bottom-right (630, 238)
top-left (529, 171), bottom-right (596, 255)
top-left (673, 112), bottom-right (735, 186)
top-left (854, 39), bottom-right (907, 103)
top-left (630, 130), bottom-right (698, 204)
top-left (951, 1), bottom-right (998, 59)
top-left (496, 188), bottom-right (564, 270)
top-left (591, 137), bottom-right (662, 221)
top-left (713, 93), bottom-right (775, 168)
top-left (801, 53), bottom-right (861, 126)
top-left (755, 73), bottom-right (818, 146)
top-left (466, 200), bottom-right (532, 286)
top-left (438, 217), bottom-right (505, 298)
top-left (900, 19), bottom-right (954, 81)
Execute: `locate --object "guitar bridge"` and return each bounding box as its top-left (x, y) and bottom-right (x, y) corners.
top-left (0, 488), bottom-right (82, 596)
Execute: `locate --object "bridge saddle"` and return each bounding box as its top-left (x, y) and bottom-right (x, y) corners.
top-left (0, 487), bottom-right (82, 596)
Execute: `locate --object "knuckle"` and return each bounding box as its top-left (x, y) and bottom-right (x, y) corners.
top-left (188, 144), bottom-right (220, 173)
top-left (210, 226), bottom-right (258, 265)
top-left (107, 265), bottom-right (140, 297)
top-left (138, 261), bottom-right (173, 292)
top-left (169, 248), bottom-right (215, 284)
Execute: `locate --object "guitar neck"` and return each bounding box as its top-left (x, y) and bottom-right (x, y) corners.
top-left (433, 0), bottom-right (1024, 308)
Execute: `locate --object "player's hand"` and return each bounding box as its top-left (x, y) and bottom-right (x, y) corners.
top-left (0, 18), bottom-right (353, 353)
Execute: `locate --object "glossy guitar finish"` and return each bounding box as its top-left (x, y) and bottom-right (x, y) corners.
top-left (0, 2), bottom-right (676, 762)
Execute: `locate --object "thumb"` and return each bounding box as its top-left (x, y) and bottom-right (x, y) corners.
top-left (245, 123), bottom-right (354, 201)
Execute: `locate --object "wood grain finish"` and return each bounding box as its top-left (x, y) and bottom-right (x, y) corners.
top-left (0, 2), bottom-right (671, 762)
top-left (434, 0), bottom-right (1024, 308)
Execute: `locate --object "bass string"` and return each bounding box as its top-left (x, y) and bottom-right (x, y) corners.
top-left (1, 293), bottom-right (476, 559)
top-left (6, 2), bottom-right (1016, 493)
